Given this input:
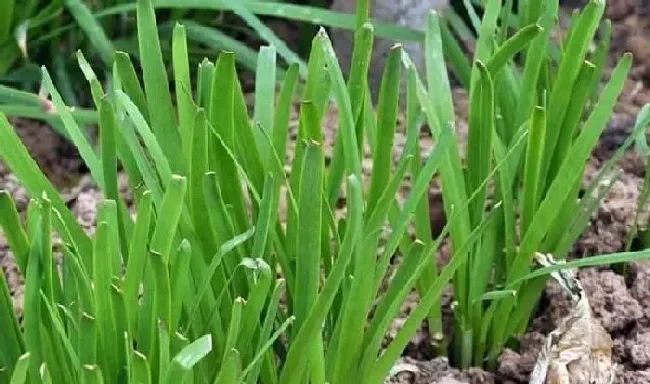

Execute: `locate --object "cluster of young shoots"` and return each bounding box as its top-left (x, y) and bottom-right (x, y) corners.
top-left (0, 0), bottom-right (649, 383)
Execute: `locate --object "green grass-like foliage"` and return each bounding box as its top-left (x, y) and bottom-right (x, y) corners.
top-left (438, 0), bottom-right (650, 369)
top-left (0, 0), bottom-right (473, 132)
top-left (0, 0), bottom-right (468, 382)
top-left (1, 0), bottom-right (650, 382)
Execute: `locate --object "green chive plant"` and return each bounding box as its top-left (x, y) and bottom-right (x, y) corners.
top-left (1, 0), bottom-right (311, 115)
top-left (0, 0), bottom-right (474, 128)
top-left (429, 0), bottom-right (650, 369)
top-left (0, 0), bottom-right (483, 382)
top-left (1, 0), bottom-right (650, 382)
top-left (625, 104), bottom-right (650, 251)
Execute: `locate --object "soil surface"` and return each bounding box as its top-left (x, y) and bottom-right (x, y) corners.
top-left (2, 1), bottom-right (650, 383)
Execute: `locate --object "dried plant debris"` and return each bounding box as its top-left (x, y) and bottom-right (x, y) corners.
top-left (385, 356), bottom-right (493, 384)
top-left (530, 253), bottom-right (616, 384)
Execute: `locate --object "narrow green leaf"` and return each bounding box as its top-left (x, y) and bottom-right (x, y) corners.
top-left (485, 23), bottom-right (543, 75)
top-left (0, 264), bottom-right (23, 376)
top-left (253, 46), bottom-right (277, 164)
top-left (9, 353), bottom-right (30, 384)
top-left (75, 294), bottom-right (97, 366)
top-left (40, 294), bottom-right (80, 369)
top-left (76, 50), bottom-right (105, 108)
top-left (114, 51), bottom-right (150, 123)
top-left (319, 29), bottom-right (362, 177)
top-left (99, 99), bottom-right (120, 207)
top-left (543, 0), bottom-right (605, 182)
top-left (148, 1), bottom-right (423, 42)
top-left (244, 280), bottom-right (284, 384)
top-left (293, 141), bottom-right (324, 333)
top-left (286, 72), bottom-right (319, 260)
top-left (347, 23), bottom-right (374, 125)
top-left (222, 298), bottom-right (244, 366)
top-left (367, 44), bottom-right (402, 213)
top-left (465, 61), bottom-right (494, 225)
top-left (39, 195), bottom-right (56, 303)
top-left (150, 175), bottom-right (187, 262)
top-left (200, 172), bottom-right (242, 307)
top-left (197, 59), bottom-right (214, 108)
top-left (327, 22), bottom-right (374, 205)
top-left (64, 0), bottom-right (115, 66)
top-left (188, 110), bottom-right (217, 257)
top-left (523, 0), bottom-right (544, 26)
top-left (24, 230), bottom-right (42, 380)
top-left (117, 90), bottom-right (173, 186)
top-left (93, 219), bottom-right (119, 382)
top-left (209, 51), bottom-right (249, 233)
top-left (521, 106), bottom-right (546, 234)
top-left (131, 351), bottom-right (151, 384)
top-left (514, 0), bottom-right (558, 129)
top-left (270, 63), bottom-right (299, 174)
top-left (163, 335), bottom-right (212, 384)
top-left (512, 250), bottom-right (650, 286)
top-left (137, 268), bottom-right (157, 366)
top-left (99, 99), bottom-right (132, 258)
top-left (115, 113), bottom-right (164, 204)
top-left (152, 251), bottom-right (173, 339)
top-left (214, 349), bottom-right (241, 384)
top-left (0, 0), bottom-right (14, 41)
top-left (170, 240), bottom-right (192, 333)
top-left (283, 174), bottom-right (362, 384)
top-left (124, 191), bottom-right (153, 334)
top-left (172, 23), bottom-right (195, 172)
top-left (41, 68), bottom-right (103, 187)
top-left (81, 365), bottom-right (104, 384)
top-left (548, 61), bottom-right (596, 179)
top-left (137, 0), bottom-right (182, 171)
top-left (237, 259), bottom-right (272, 358)
top-left (39, 364), bottom-right (52, 384)
top-left (187, 226), bottom-right (254, 329)
top-left (0, 191), bottom-right (29, 272)
top-left (111, 282), bottom-right (128, 377)
top-left (364, 154), bottom-right (414, 236)
top-left (473, 0), bottom-right (502, 61)
top-left (327, 176), bottom-right (368, 384)
top-left (150, 176), bottom-right (187, 337)
top-left (159, 321), bottom-right (171, 381)
top-left (461, 0), bottom-right (482, 33)
top-left (0, 105), bottom-right (97, 128)
top-left (233, 80), bottom-right (265, 193)
top-left (240, 315), bottom-right (293, 384)
top-left (251, 176), bottom-right (275, 260)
